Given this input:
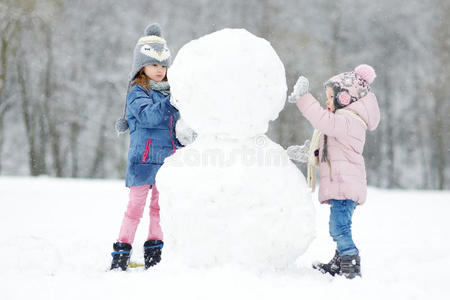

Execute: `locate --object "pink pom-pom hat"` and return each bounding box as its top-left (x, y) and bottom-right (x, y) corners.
top-left (324, 64), bottom-right (376, 108)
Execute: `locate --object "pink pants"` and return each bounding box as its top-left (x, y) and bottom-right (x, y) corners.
top-left (117, 184), bottom-right (163, 244)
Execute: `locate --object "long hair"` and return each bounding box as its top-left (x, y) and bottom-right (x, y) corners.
top-left (131, 69), bottom-right (150, 90)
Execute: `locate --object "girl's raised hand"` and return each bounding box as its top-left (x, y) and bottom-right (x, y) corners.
top-left (287, 76), bottom-right (309, 103)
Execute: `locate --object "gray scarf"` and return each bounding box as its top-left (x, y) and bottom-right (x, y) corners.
top-left (150, 80), bottom-right (170, 96)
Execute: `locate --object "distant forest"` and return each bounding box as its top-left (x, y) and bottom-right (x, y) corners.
top-left (1, 0), bottom-right (449, 189)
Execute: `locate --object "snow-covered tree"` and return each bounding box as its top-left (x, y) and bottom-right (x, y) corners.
top-left (0, 0), bottom-right (448, 189)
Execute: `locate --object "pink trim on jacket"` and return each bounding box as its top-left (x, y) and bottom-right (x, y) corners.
top-left (170, 116), bottom-right (175, 154)
top-left (142, 139), bottom-right (152, 163)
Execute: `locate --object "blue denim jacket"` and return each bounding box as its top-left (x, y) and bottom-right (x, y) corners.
top-left (125, 84), bottom-right (181, 187)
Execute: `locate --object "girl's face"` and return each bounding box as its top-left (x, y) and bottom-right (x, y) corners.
top-left (325, 86), bottom-right (335, 112)
top-left (144, 64), bottom-right (167, 82)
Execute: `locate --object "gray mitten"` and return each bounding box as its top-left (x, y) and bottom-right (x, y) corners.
top-left (175, 118), bottom-right (197, 146)
top-left (286, 139), bottom-right (310, 163)
top-left (287, 76), bottom-right (309, 103)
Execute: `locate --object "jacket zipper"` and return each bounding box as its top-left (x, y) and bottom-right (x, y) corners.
top-left (142, 139), bottom-right (152, 163)
top-left (170, 116), bottom-right (175, 154)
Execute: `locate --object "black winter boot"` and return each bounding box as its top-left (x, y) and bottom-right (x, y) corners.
top-left (340, 254), bottom-right (361, 279)
top-left (110, 242), bottom-right (132, 271)
top-left (144, 240), bottom-right (163, 269)
top-left (312, 250), bottom-right (341, 276)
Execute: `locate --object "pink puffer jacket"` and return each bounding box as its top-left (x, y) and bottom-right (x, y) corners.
top-left (296, 92), bottom-right (380, 204)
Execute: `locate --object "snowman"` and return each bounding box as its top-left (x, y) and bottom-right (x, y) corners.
top-left (156, 28), bottom-right (315, 270)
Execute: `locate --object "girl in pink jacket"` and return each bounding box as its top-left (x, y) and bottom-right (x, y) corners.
top-left (287, 65), bottom-right (380, 279)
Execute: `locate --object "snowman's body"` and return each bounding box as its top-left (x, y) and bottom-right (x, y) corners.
top-left (156, 29), bottom-right (315, 270)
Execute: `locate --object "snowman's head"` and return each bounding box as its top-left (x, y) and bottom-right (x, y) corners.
top-left (168, 28), bottom-right (287, 139)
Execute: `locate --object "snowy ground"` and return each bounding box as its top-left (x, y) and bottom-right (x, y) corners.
top-left (1, 176), bottom-right (449, 300)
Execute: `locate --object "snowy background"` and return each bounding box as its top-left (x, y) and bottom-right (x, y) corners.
top-left (1, 0), bottom-right (449, 189)
top-left (1, 176), bottom-right (449, 300)
top-left (1, 1), bottom-right (449, 298)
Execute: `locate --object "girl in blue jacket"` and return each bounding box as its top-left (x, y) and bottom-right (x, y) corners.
top-left (111, 24), bottom-right (181, 271)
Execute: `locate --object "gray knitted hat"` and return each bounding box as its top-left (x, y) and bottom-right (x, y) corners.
top-left (128, 23), bottom-right (171, 83)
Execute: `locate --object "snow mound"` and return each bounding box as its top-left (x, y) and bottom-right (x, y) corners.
top-left (158, 136), bottom-right (315, 269)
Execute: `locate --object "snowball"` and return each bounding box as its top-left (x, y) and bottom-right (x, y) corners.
top-left (168, 28), bottom-right (287, 139)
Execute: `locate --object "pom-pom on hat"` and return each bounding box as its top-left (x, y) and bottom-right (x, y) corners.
top-left (355, 64), bottom-right (376, 84)
top-left (128, 23), bottom-right (171, 84)
top-left (324, 64), bottom-right (376, 109)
